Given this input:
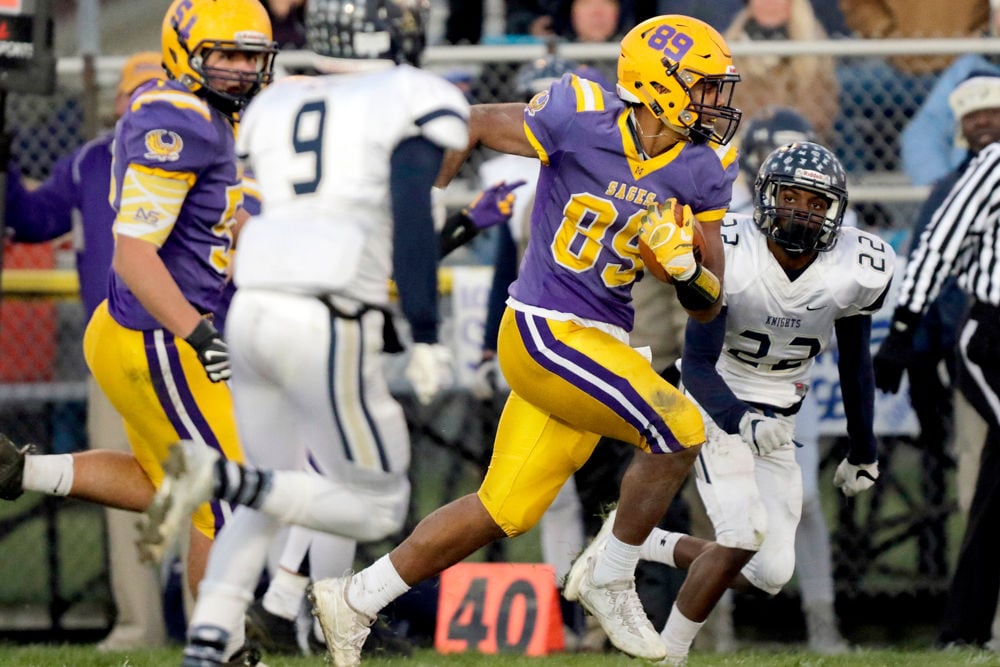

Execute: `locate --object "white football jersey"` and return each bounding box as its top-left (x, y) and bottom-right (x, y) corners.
top-left (234, 65), bottom-right (470, 303)
top-left (716, 214), bottom-right (894, 408)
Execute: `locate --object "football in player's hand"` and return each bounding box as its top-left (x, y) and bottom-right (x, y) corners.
top-left (638, 202), bottom-right (705, 283)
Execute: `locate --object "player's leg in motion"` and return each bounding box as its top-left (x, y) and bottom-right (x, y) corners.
top-left (605, 411), bottom-right (802, 665)
top-left (167, 292), bottom-right (410, 664)
top-left (0, 300), bottom-right (244, 611)
top-left (310, 308), bottom-right (702, 665)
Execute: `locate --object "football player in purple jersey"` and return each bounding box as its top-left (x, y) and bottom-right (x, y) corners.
top-left (0, 5), bottom-right (276, 663)
top-left (309, 14), bottom-right (743, 665)
top-left (0, 52), bottom-right (172, 652)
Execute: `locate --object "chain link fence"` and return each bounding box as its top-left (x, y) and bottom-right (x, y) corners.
top-left (1, 38), bottom-right (994, 639)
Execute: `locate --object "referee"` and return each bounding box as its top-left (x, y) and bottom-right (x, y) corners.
top-left (874, 73), bottom-right (1000, 648)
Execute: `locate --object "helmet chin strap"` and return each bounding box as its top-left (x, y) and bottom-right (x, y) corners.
top-left (628, 108), bottom-right (682, 140)
top-left (630, 84), bottom-right (692, 139)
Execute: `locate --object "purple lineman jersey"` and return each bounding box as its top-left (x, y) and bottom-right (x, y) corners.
top-left (512, 73), bottom-right (737, 331)
top-left (107, 79), bottom-right (241, 331)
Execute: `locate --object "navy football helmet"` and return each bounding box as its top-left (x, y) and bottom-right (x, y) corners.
top-left (739, 107), bottom-right (817, 184)
top-left (754, 141), bottom-right (848, 254)
top-left (514, 55), bottom-right (580, 101)
top-left (305, 0), bottom-right (428, 67)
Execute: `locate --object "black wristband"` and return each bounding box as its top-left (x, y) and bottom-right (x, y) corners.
top-left (674, 264), bottom-right (721, 311)
top-left (439, 211), bottom-right (478, 258)
top-left (184, 318), bottom-right (218, 349)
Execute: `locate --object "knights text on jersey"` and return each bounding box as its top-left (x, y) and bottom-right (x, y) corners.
top-left (233, 65), bottom-right (470, 303)
top-left (107, 79), bottom-right (241, 331)
top-left (715, 215), bottom-right (894, 408)
top-left (510, 73), bottom-right (737, 331)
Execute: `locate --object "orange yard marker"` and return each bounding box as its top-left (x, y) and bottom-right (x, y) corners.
top-left (435, 562), bottom-right (564, 656)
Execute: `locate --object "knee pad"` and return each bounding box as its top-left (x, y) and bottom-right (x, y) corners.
top-left (699, 432), bottom-right (768, 551)
top-left (743, 544), bottom-right (796, 595)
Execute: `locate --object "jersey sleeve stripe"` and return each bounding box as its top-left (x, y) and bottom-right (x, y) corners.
top-left (523, 122), bottom-right (550, 166)
top-left (113, 166), bottom-right (190, 246)
top-left (714, 142), bottom-right (738, 170)
top-left (129, 162), bottom-right (198, 186)
top-left (571, 75), bottom-right (605, 112)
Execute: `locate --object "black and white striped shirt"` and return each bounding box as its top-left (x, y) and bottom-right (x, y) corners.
top-left (897, 142), bottom-right (1000, 314)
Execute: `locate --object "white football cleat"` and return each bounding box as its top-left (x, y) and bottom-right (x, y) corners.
top-left (136, 440), bottom-right (218, 565)
top-left (564, 507), bottom-right (617, 602)
top-left (309, 576), bottom-right (374, 667)
top-left (563, 508), bottom-right (665, 661)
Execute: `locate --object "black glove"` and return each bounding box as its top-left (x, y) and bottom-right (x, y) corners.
top-left (873, 307), bottom-right (919, 394)
top-left (965, 320), bottom-right (997, 367)
top-left (185, 319), bottom-right (231, 383)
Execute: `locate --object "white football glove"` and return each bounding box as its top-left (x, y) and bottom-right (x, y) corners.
top-left (738, 411), bottom-right (794, 456)
top-left (471, 354), bottom-right (501, 400)
top-left (405, 343), bottom-right (453, 405)
top-left (833, 459), bottom-right (879, 497)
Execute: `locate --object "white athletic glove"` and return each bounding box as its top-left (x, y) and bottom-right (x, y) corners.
top-left (405, 343), bottom-right (453, 405)
top-left (471, 354), bottom-right (500, 400)
top-left (738, 411), bottom-right (794, 456)
top-left (833, 459), bottom-right (880, 497)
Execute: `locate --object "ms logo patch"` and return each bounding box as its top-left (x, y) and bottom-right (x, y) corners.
top-left (144, 129), bottom-right (183, 162)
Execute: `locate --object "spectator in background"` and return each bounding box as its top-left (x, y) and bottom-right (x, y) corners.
top-left (507, 0), bottom-right (632, 40)
top-left (723, 0), bottom-right (839, 139)
top-left (556, 0), bottom-right (625, 42)
top-left (840, 0), bottom-right (990, 75)
top-left (656, 0), bottom-right (743, 32)
top-left (900, 4), bottom-right (1000, 185)
top-left (506, 0), bottom-right (563, 37)
top-left (874, 73), bottom-right (1000, 649)
top-left (446, 0), bottom-right (483, 44)
top-left (2, 51), bottom-right (169, 654)
top-left (262, 0), bottom-right (306, 48)
top-left (835, 0), bottom-right (990, 171)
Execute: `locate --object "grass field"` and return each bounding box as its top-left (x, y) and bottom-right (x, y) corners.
top-left (0, 644), bottom-right (998, 667)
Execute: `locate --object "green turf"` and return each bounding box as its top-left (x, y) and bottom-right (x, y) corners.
top-left (0, 644), bottom-right (997, 667)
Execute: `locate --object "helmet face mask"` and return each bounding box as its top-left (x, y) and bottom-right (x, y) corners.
top-left (162, 0), bottom-right (277, 116)
top-left (305, 0), bottom-right (429, 67)
top-left (618, 15), bottom-right (742, 145)
top-left (754, 141), bottom-right (848, 254)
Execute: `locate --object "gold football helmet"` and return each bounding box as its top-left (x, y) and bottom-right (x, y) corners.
top-left (161, 0), bottom-right (278, 116)
top-left (617, 15), bottom-right (742, 145)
